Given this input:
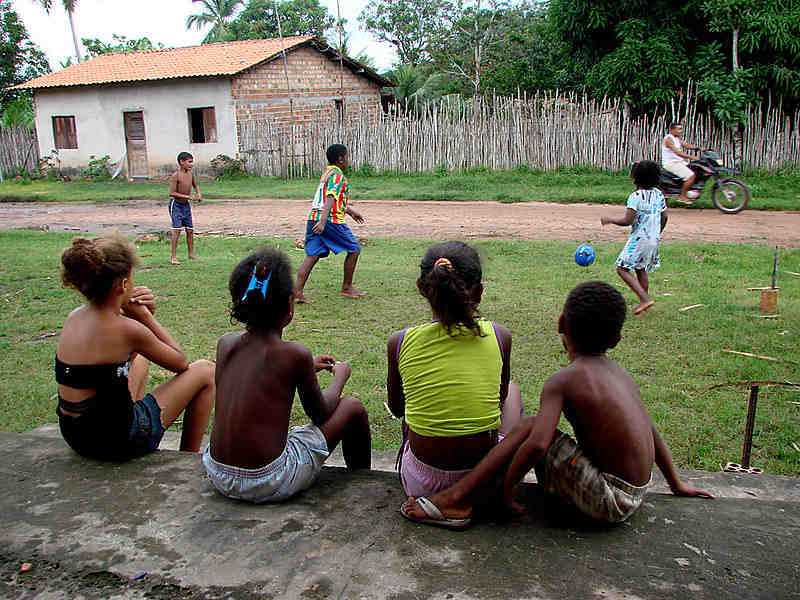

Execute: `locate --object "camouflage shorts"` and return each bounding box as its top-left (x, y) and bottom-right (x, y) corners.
top-left (534, 432), bottom-right (651, 523)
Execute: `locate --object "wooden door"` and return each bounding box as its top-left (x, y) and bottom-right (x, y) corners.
top-left (124, 111), bottom-right (148, 179)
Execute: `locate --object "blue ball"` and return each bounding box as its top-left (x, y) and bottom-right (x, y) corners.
top-left (574, 243), bottom-right (596, 267)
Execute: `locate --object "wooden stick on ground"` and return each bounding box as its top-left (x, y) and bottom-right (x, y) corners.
top-left (722, 349), bottom-right (798, 364)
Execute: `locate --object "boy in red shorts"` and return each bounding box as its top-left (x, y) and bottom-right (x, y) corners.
top-left (295, 144), bottom-right (365, 303)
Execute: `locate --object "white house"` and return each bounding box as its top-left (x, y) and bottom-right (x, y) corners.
top-left (14, 36), bottom-right (390, 179)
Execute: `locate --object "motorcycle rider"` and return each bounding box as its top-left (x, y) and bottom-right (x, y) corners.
top-left (662, 122), bottom-right (702, 205)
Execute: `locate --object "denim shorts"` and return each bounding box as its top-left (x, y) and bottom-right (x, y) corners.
top-left (169, 198), bottom-right (194, 229)
top-left (128, 393), bottom-right (166, 457)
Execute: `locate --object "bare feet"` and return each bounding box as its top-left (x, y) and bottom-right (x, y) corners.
top-left (295, 294), bottom-right (311, 304)
top-left (633, 299), bottom-right (655, 315)
top-left (341, 287), bottom-right (366, 299)
top-left (189, 255), bottom-right (198, 260)
top-left (401, 493), bottom-right (472, 523)
top-left (170, 257), bottom-right (180, 265)
top-left (675, 196), bottom-right (694, 205)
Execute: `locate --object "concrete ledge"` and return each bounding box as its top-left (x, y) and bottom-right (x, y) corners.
top-left (1, 429), bottom-right (799, 599)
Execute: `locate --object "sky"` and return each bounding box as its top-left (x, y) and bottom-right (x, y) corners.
top-left (11, 0), bottom-right (398, 72)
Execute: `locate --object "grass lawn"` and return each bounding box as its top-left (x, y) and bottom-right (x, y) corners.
top-left (1, 230), bottom-right (798, 475)
top-left (1, 169), bottom-right (798, 210)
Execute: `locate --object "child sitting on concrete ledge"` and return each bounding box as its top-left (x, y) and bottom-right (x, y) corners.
top-left (401, 280), bottom-right (714, 529)
top-left (203, 248), bottom-right (371, 503)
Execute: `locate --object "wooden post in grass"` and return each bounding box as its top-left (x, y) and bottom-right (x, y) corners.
top-left (741, 385), bottom-right (759, 468)
top-left (760, 247), bottom-right (779, 312)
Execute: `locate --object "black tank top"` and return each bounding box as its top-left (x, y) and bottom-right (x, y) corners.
top-left (55, 355), bottom-right (135, 460)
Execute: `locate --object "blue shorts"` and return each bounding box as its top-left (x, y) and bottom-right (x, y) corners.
top-left (304, 221), bottom-right (360, 257)
top-left (169, 198), bottom-right (194, 229)
top-left (128, 393), bottom-right (166, 456)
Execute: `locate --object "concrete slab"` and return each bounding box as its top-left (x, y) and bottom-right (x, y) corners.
top-left (1, 429), bottom-right (799, 599)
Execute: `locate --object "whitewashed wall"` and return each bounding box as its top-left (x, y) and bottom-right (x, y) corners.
top-left (33, 78), bottom-right (238, 178)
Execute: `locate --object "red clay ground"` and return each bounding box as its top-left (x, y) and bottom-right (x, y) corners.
top-left (0, 198), bottom-right (798, 247)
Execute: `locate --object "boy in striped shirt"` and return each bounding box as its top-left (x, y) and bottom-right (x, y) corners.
top-left (295, 144), bottom-right (365, 303)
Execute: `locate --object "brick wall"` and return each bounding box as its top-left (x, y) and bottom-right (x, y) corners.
top-left (231, 46), bottom-right (383, 130)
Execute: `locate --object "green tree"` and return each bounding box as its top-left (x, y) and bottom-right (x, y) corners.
top-left (1, 2), bottom-right (50, 111)
top-left (82, 34), bottom-right (164, 57)
top-left (359, 0), bottom-right (453, 65)
top-left (33, 0), bottom-right (81, 61)
top-left (227, 0), bottom-right (333, 40)
top-left (186, 0), bottom-right (244, 43)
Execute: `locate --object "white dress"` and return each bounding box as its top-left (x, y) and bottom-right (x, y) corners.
top-left (615, 188), bottom-right (667, 273)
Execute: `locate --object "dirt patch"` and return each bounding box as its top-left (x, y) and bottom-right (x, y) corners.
top-left (1, 198), bottom-right (798, 247)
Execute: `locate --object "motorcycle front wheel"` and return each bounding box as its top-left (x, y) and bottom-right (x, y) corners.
top-left (712, 178), bottom-right (750, 214)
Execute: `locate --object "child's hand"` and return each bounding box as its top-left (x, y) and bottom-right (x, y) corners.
top-left (671, 481), bottom-right (715, 499)
top-left (122, 298), bottom-right (153, 322)
top-left (332, 361), bottom-right (351, 381)
top-left (600, 216), bottom-right (610, 226)
top-left (314, 355), bottom-right (335, 372)
top-left (129, 286), bottom-right (156, 315)
top-left (349, 209), bottom-right (364, 224)
top-left (196, 193), bottom-right (202, 202)
top-left (312, 220), bottom-right (326, 235)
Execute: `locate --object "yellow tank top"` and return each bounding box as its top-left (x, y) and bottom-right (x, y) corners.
top-left (398, 320), bottom-right (502, 437)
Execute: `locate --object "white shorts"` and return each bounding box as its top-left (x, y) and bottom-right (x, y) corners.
top-left (663, 161), bottom-right (693, 181)
top-left (202, 423), bottom-right (329, 503)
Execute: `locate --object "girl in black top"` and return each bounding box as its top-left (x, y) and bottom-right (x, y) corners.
top-left (56, 232), bottom-right (214, 460)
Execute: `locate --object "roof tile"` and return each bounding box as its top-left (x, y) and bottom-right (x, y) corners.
top-left (14, 37), bottom-right (314, 89)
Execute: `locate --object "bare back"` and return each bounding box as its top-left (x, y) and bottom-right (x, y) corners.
top-left (556, 356), bottom-right (655, 486)
top-left (210, 331), bottom-right (322, 468)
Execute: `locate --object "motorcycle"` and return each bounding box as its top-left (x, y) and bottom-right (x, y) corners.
top-left (659, 149), bottom-right (750, 214)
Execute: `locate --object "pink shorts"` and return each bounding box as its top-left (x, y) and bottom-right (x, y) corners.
top-left (399, 433), bottom-right (505, 498)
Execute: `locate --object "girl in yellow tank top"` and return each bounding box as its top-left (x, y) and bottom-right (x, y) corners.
top-left (386, 242), bottom-right (524, 499)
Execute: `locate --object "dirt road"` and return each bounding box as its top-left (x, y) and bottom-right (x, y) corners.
top-left (1, 198), bottom-right (798, 246)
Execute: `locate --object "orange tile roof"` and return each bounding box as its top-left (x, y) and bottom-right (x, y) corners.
top-left (14, 37), bottom-right (316, 89)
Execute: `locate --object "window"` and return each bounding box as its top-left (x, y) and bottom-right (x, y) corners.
top-left (52, 116), bottom-right (77, 149)
top-left (334, 99), bottom-right (344, 122)
top-left (187, 107), bottom-right (217, 143)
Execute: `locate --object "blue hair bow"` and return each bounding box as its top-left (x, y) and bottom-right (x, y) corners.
top-left (242, 266), bottom-right (271, 301)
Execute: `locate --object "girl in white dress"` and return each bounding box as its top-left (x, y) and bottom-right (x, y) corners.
top-left (601, 161), bottom-right (668, 315)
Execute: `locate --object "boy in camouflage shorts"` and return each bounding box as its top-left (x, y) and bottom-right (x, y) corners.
top-left (401, 281), bottom-right (714, 528)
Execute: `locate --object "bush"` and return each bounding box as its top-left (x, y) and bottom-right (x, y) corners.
top-left (210, 154), bottom-right (247, 180)
top-left (357, 162), bottom-right (376, 177)
top-left (81, 155), bottom-right (112, 181)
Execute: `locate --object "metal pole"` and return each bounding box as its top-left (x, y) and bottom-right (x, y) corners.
top-left (771, 246), bottom-right (779, 289)
top-left (741, 385), bottom-right (759, 468)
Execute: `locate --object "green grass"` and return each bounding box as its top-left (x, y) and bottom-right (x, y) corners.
top-left (1, 168), bottom-right (798, 210)
top-left (1, 230), bottom-right (798, 475)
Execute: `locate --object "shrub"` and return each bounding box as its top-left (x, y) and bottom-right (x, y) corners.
top-left (81, 155), bottom-right (112, 181)
top-left (210, 154), bottom-right (247, 180)
top-left (357, 162), bottom-right (376, 177)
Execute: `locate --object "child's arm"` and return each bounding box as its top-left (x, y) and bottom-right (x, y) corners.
top-left (192, 173), bottom-right (201, 201)
top-left (601, 208), bottom-right (636, 227)
top-left (312, 194), bottom-right (336, 234)
top-left (660, 212), bottom-right (668, 232)
top-left (297, 347), bottom-right (350, 425)
top-left (502, 373), bottom-right (564, 508)
top-left (652, 424), bottom-right (715, 498)
top-left (121, 301), bottom-right (189, 373)
top-left (346, 207), bottom-right (364, 224)
top-left (386, 332), bottom-right (405, 418)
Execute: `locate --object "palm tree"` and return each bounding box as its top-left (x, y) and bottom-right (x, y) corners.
top-left (186, 0), bottom-right (244, 44)
top-left (35, 0), bottom-right (81, 61)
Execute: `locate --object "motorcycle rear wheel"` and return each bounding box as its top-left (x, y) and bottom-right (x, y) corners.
top-left (712, 178), bottom-right (749, 214)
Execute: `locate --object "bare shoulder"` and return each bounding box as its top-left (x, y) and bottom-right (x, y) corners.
top-left (283, 340), bottom-right (314, 364)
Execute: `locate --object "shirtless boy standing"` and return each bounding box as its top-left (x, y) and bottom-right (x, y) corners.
top-left (168, 152), bottom-right (201, 265)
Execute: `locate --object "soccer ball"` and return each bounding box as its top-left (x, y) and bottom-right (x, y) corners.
top-left (686, 189), bottom-right (701, 199)
top-left (574, 243), bottom-right (596, 267)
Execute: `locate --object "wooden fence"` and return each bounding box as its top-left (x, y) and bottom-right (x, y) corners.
top-left (239, 87), bottom-right (800, 177)
top-left (0, 125), bottom-right (39, 179)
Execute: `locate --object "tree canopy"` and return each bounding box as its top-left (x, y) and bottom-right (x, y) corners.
top-left (226, 0), bottom-right (334, 40)
top-left (1, 2), bottom-right (50, 111)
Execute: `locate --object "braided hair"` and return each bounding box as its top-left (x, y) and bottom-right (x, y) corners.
top-left (229, 248), bottom-right (294, 330)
